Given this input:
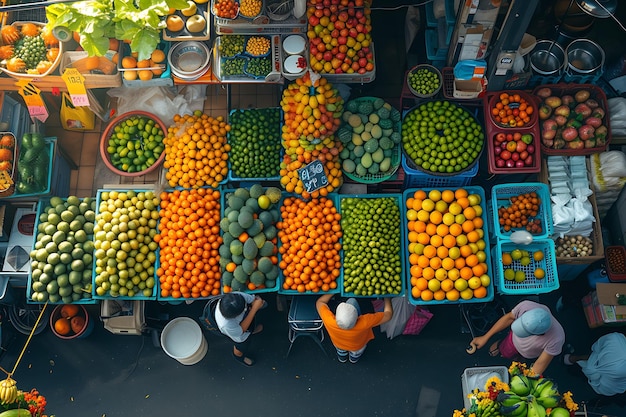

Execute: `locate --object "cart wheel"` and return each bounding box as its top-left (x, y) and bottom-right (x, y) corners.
top-left (9, 302), bottom-right (49, 335)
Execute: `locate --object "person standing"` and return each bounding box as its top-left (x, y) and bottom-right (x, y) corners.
top-left (215, 292), bottom-right (266, 367)
top-left (316, 294), bottom-right (393, 363)
top-left (469, 300), bottom-right (565, 375)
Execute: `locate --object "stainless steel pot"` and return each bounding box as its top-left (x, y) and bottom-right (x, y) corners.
top-left (530, 40), bottom-right (566, 76)
top-left (566, 38), bottom-right (605, 74)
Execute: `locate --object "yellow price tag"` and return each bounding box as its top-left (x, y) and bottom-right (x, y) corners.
top-left (16, 79), bottom-right (49, 123)
top-left (62, 68), bottom-right (89, 107)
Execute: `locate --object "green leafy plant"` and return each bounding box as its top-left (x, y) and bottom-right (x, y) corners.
top-left (45, 0), bottom-right (188, 60)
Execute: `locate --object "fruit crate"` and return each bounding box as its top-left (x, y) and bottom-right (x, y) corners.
top-left (218, 188), bottom-right (280, 294)
top-left (532, 83), bottom-right (611, 156)
top-left (483, 90), bottom-right (539, 130)
top-left (338, 194), bottom-right (405, 298)
top-left (461, 366), bottom-right (509, 410)
top-left (162, 2), bottom-right (211, 41)
top-left (213, 34), bottom-right (282, 82)
top-left (214, 15), bottom-right (307, 35)
top-left (0, 92), bottom-right (31, 141)
top-left (492, 239), bottom-right (559, 295)
top-left (226, 107), bottom-right (282, 182)
top-left (341, 97), bottom-right (402, 184)
top-left (117, 41), bottom-right (173, 88)
top-left (92, 189), bottom-right (158, 301)
top-left (402, 155), bottom-right (478, 188)
top-left (27, 197), bottom-right (98, 305)
top-left (489, 182), bottom-right (553, 241)
top-left (319, 43), bottom-right (377, 85)
top-left (402, 186), bottom-right (495, 306)
top-left (2, 137), bottom-right (72, 201)
top-left (277, 193), bottom-right (342, 295)
top-left (606, 246), bottom-right (626, 283)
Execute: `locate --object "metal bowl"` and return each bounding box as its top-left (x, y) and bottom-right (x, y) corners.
top-left (267, 0), bottom-right (293, 21)
top-left (530, 40), bottom-right (565, 76)
top-left (406, 64), bottom-right (442, 98)
top-left (566, 39), bottom-right (605, 74)
top-left (168, 41), bottom-right (211, 80)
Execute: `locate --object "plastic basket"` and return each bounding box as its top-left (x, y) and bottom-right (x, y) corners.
top-left (92, 189), bottom-right (158, 301)
top-left (483, 90), bottom-right (538, 130)
top-left (402, 155), bottom-right (478, 188)
top-left (493, 239), bottom-right (559, 295)
top-left (218, 188), bottom-right (280, 294)
top-left (278, 193), bottom-right (342, 295)
top-left (532, 83), bottom-right (611, 156)
top-left (606, 246), bottom-right (626, 283)
top-left (338, 194), bottom-right (405, 298)
top-left (402, 186), bottom-right (494, 305)
top-left (27, 197), bottom-right (98, 305)
top-left (490, 182), bottom-right (553, 241)
top-left (341, 97), bottom-right (402, 184)
top-left (0, 92), bottom-right (30, 141)
top-left (461, 367), bottom-right (509, 410)
top-left (226, 107), bottom-right (282, 182)
top-left (4, 138), bottom-right (55, 199)
top-left (406, 64), bottom-right (443, 98)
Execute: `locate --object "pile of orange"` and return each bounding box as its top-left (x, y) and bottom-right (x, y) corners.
top-left (120, 48), bottom-right (167, 82)
top-left (163, 112), bottom-right (230, 188)
top-left (406, 188), bottom-right (490, 302)
top-left (277, 197), bottom-right (342, 293)
top-left (155, 188), bottom-right (222, 298)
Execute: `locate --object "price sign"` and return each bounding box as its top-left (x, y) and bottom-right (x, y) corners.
top-left (62, 68), bottom-right (89, 107)
top-left (16, 79), bottom-right (49, 123)
top-left (297, 160), bottom-right (328, 193)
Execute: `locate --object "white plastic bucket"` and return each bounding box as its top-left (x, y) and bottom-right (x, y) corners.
top-left (161, 317), bottom-right (208, 365)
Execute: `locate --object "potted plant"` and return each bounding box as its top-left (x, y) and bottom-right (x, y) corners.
top-left (44, 0), bottom-right (189, 60)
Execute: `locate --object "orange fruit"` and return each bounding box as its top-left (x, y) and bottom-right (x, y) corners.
top-left (441, 257), bottom-right (455, 271)
top-left (423, 245), bottom-right (437, 259)
top-left (446, 289), bottom-right (460, 301)
top-left (430, 235), bottom-right (443, 247)
top-left (420, 289), bottom-right (434, 301)
top-left (422, 267), bottom-right (435, 280)
top-left (84, 55), bottom-right (100, 71)
top-left (436, 246), bottom-right (449, 259)
top-left (415, 277), bottom-right (428, 291)
top-left (151, 49), bottom-right (166, 63)
top-left (138, 70), bottom-right (153, 81)
top-left (441, 279), bottom-right (454, 292)
top-left (410, 265), bottom-right (423, 278)
top-left (429, 211), bottom-right (443, 225)
top-left (54, 318), bottom-right (71, 336)
top-left (429, 257), bottom-right (442, 269)
top-left (449, 224), bottom-right (463, 237)
top-left (414, 221), bottom-right (426, 233)
top-left (473, 286), bottom-right (488, 299)
top-left (417, 255), bottom-right (430, 268)
top-left (462, 220), bottom-right (475, 233)
top-left (412, 286), bottom-right (422, 299)
top-left (60, 304), bottom-right (79, 318)
top-left (418, 233), bottom-right (431, 245)
top-left (413, 190), bottom-right (427, 200)
top-left (436, 224), bottom-right (449, 237)
top-left (425, 223), bottom-right (437, 236)
top-left (443, 235), bottom-right (457, 249)
top-left (455, 188), bottom-right (468, 200)
top-left (457, 197), bottom-right (470, 209)
top-left (408, 231), bottom-right (419, 243)
top-left (121, 56), bottom-right (137, 68)
top-left (463, 207), bottom-right (476, 220)
top-left (465, 254), bottom-right (479, 267)
top-left (441, 190), bottom-right (455, 203)
top-left (460, 267), bottom-right (474, 280)
top-left (433, 290), bottom-right (446, 301)
top-left (467, 230), bottom-right (479, 243)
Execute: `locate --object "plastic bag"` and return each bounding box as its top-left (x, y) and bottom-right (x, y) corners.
top-left (608, 97), bottom-right (626, 136)
top-left (379, 296), bottom-right (415, 340)
top-left (107, 85), bottom-right (206, 127)
top-left (60, 92), bottom-right (95, 131)
top-left (599, 151), bottom-right (626, 178)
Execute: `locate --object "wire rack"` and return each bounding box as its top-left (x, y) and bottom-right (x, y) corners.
top-left (1, 0), bottom-right (47, 25)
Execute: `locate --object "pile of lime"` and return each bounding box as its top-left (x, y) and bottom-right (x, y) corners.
top-left (29, 196), bottom-right (96, 303)
top-left (341, 197), bottom-right (403, 296)
top-left (402, 100), bottom-right (484, 174)
top-left (219, 35), bottom-right (245, 57)
top-left (93, 190), bottom-right (159, 298)
top-left (228, 108), bottom-right (281, 178)
top-left (407, 66), bottom-right (441, 96)
top-left (106, 114), bottom-right (165, 174)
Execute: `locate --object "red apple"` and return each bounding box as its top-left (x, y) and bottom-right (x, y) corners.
top-left (496, 133), bottom-right (506, 143)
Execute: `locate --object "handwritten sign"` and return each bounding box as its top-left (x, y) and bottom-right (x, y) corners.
top-left (16, 79), bottom-right (49, 123)
top-left (297, 160), bottom-right (328, 193)
top-left (62, 68), bottom-right (89, 107)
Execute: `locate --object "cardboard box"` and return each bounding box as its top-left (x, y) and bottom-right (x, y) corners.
top-left (582, 290), bottom-right (626, 328)
top-left (453, 79), bottom-right (483, 99)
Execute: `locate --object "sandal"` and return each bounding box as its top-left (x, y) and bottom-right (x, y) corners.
top-left (233, 353), bottom-right (255, 367)
top-left (489, 340), bottom-right (501, 357)
top-left (252, 324), bottom-right (263, 335)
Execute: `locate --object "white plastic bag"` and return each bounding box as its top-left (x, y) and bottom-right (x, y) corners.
top-left (379, 296), bottom-right (415, 340)
top-left (599, 151), bottom-right (626, 178)
top-left (608, 97), bottom-right (626, 136)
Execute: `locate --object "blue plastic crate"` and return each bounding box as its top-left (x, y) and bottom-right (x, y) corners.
top-left (402, 186), bottom-right (494, 305)
top-left (425, 0), bottom-right (457, 27)
top-left (493, 239), bottom-right (559, 295)
top-left (92, 189), bottom-right (159, 301)
top-left (217, 187), bottom-right (280, 294)
top-left (562, 69), bottom-right (603, 84)
top-left (402, 155), bottom-right (478, 188)
top-left (425, 28), bottom-right (448, 61)
top-left (278, 193), bottom-right (342, 295)
top-left (226, 108), bottom-right (282, 182)
top-left (3, 138), bottom-right (56, 200)
top-left (490, 182), bottom-right (553, 241)
top-left (0, 92), bottom-right (30, 141)
top-left (27, 196), bottom-right (98, 305)
top-left (338, 194), bottom-right (405, 298)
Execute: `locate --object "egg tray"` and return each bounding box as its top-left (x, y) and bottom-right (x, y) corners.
top-left (163, 4), bottom-right (211, 41)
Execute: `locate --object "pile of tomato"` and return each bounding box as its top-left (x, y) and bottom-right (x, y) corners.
top-left (490, 92), bottom-right (534, 128)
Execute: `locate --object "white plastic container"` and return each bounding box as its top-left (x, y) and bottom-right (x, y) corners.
top-left (282, 34), bottom-right (306, 55)
top-left (161, 317), bottom-right (208, 365)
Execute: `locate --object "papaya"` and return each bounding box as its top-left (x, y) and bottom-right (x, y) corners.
top-left (0, 408), bottom-right (32, 417)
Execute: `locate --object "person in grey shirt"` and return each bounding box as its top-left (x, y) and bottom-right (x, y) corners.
top-left (215, 291), bottom-right (266, 366)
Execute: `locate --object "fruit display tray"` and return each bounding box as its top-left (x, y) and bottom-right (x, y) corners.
top-left (338, 194), bottom-right (405, 298)
top-left (163, 3), bottom-right (211, 41)
top-left (483, 90), bottom-right (539, 130)
top-left (212, 35), bottom-right (282, 82)
top-left (532, 83), bottom-right (611, 156)
top-left (217, 188), bottom-right (280, 295)
top-left (27, 197), bottom-right (98, 305)
top-left (489, 182), bottom-right (553, 241)
top-left (117, 41), bottom-right (173, 88)
top-left (402, 186), bottom-right (495, 306)
top-left (485, 116), bottom-right (541, 175)
top-left (606, 246), bottom-right (626, 283)
top-left (213, 15), bottom-right (307, 35)
top-left (402, 155), bottom-right (478, 188)
top-left (92, 189), bottom-right (158, 301)
top-left (226, 108), bottom-right (282, 182)
top-left (277, 193), bottom-right (342, 295)
top-left (492, 239), bottom-right (559, 296)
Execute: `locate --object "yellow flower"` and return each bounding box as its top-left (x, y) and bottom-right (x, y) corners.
top-left (563, 391), bottom-right (579, 411)
top-left (453, 409), bottom-right (465, 417)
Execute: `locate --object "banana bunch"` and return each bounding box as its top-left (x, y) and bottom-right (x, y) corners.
top-left (474, 399), bottom-right (503, 417)
top-left (497, 375), bottom-right (561, 417)
top-left (0, 377), bottom-right (18, 404)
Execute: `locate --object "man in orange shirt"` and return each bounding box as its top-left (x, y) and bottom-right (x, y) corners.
top-left (316, 294), bottom-right (393, 363)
